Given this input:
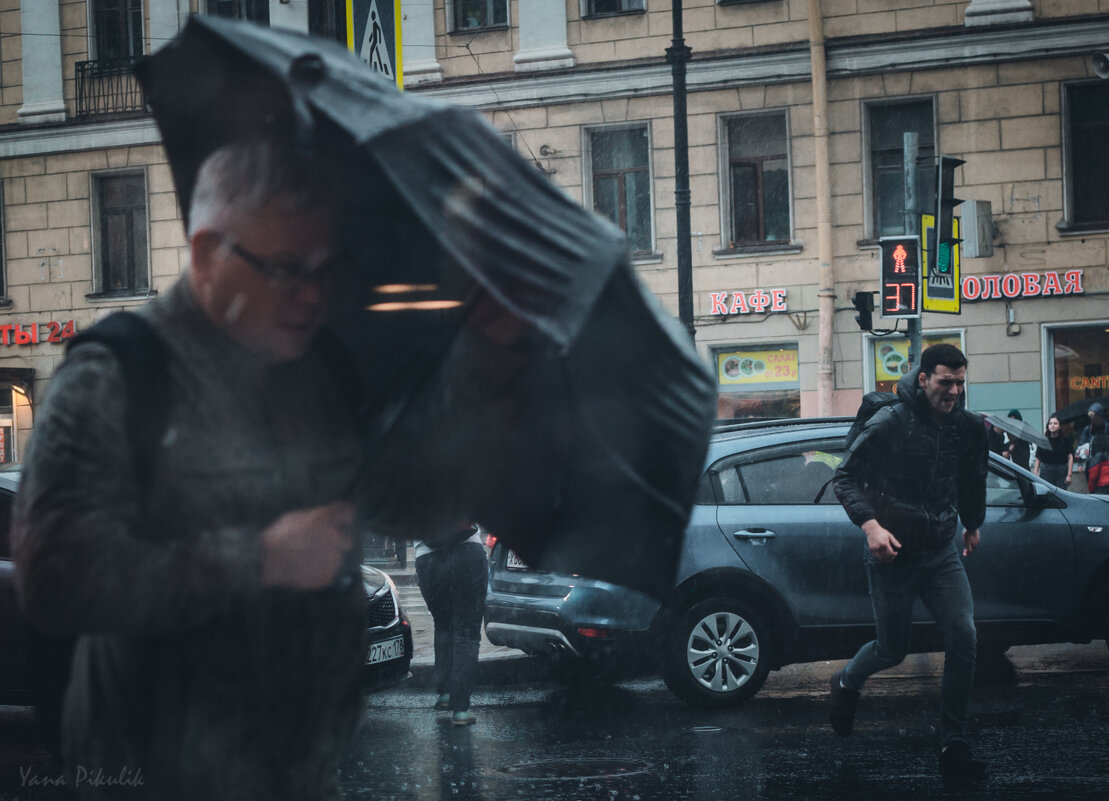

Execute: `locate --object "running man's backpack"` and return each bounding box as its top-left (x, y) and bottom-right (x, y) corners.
top-left (844, 391), bottom-right (901, 451)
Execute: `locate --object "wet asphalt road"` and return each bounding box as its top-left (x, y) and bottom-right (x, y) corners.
top-left (1, 642), bottom-right (1107, 800)
top-left (342, 642), bottom-right (1109, 801)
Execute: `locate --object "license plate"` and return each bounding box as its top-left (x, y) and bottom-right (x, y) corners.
top-left (506, 550), bottom-right (528, 570)
top-left (366, 635), bottom-right (405, 665)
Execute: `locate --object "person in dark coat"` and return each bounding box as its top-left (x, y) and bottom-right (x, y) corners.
top-left (830, 344), bottom-right (989, 781)
top-left (12, 141), bottom-right (366, 800)
top-left (415, 526), bottom-right (488, 726)
top-left (1000, 409), bottom-right (1031, 470)
top-left (1077, 402), bottom-right (1109, 495)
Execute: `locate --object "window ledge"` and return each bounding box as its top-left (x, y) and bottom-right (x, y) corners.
top-left (85, 290), bottom-right (157, 303)
top-left (631, 251), bottom-right (664, 265)
top-left (1055, 220), bottom-right (1109, 237)
top-left (713, 243), bottom-right (803, 259)
top-left (0, 298), bottom-right (12, 310)
top-left (583, 10), bottom-right (647, 21)
top-left (449, 24), bottom-right (510, 36)
top-left (856, 239), bottom-right (881, 250)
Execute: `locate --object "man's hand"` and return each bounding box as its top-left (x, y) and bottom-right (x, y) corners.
top-left (861, 519), bottom-right (901, 562)
top-left (962, 528), bottom-right (980, 557)
top-left (261, 502), bottom-right (354, 590)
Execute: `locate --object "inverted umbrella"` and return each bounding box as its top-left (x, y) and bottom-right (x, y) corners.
top-left (135, 17), bottom-right (715, 600)
top-left (982, 413), bottom-right (1051, 451)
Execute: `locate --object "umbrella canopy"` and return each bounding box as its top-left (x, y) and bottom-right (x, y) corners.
top-left (135, 17), bottom-right (715, 600)
top-left (1053, 396), bottom-right (1109, 426)
top-left (982, 413), bottom-right (1051, 451)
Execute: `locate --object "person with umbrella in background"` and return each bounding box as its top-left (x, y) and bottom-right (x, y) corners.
top-left (1032, 414), bottom-right (1073, 489)
top-left (414, 524), bottom-right (488, 727)
top-left (1076, 402), bottom-right (1109, 495)
top-left (13, 140), bottom-right (367, 800)
top-left (1000, 409), bottom-right (1031, 471)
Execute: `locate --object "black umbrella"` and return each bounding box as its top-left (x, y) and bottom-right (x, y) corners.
top-left (134, 17), bottom-right (715, 600)
top-left (1053, 396), bottom-right (1109, 426)
top-left (981, 413), bottom-right (1051, 450)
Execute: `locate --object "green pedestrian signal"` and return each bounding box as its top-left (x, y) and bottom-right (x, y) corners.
top-left (936, 241), bottom-right (951, 274)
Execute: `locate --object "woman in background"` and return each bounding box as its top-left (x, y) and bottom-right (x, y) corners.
top-left (1033, 415), bottom-right (1073, 489)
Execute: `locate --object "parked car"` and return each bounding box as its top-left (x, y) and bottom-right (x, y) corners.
top-left (0, 469), bottom-right (412, 706)
top-left (485, 418), bottom-right (1109, 708)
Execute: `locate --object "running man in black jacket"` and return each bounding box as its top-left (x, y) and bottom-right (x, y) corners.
top-left (830, 344), bottom-right (989, 781)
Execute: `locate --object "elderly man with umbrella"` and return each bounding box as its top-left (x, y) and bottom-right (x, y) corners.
top-left (13, 16), bottom-right (714, 800)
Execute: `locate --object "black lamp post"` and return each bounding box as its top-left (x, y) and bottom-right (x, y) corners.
top-left (667, 0), bottom-right (695, 341)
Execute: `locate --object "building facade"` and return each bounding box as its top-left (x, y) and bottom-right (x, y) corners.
top-left (1, 1), bottom-right (1108, 466)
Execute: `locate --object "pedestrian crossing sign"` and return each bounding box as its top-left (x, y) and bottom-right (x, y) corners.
top-left (347, 0), bottom-right (403, 89)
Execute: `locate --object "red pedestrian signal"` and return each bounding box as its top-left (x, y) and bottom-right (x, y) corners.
top-left (879, 236), bottom-right (921, 319)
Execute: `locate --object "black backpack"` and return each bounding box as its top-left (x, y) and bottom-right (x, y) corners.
top-left (25, 311), bottom-right (169, 757)
top-left (844, 391), bottom-right (901, 451)
top-left (24, 311), bottom-right (361, 756)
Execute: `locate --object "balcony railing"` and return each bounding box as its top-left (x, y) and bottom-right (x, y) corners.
top-left (75, 58), bottom-right (145, 119)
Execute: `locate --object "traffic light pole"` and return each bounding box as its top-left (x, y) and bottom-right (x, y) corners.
top-left (903, 132), bottom-right (922, 369)
top-left (668, 0), bottom-right (694, 341)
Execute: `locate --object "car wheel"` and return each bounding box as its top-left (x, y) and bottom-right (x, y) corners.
top-left (661, 597), bottom-right (772, 708)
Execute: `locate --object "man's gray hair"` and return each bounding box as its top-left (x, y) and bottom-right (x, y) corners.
top-left (187, 140), bottom-right (340, 237)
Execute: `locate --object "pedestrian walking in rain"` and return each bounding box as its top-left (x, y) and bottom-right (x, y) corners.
top-left (415, 525), bottom-right (489, 726)
top-left (13, 140), bottom-right (367, 800)
top-left (830, 344), bottom-right (989, 781)
top-left (1000, 409), bottom-right (1031, 470)
top-left (1076, 402), bottom-right (1109, 495)
top-left (1033, 415), bottom-right (1073, 489)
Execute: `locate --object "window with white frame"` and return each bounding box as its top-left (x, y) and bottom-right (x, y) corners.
top-left (583, 0), bottom-right (645, 18)
top-left (722, 113), bottom-right (791, 248)
top-left (207, 0), bottom-right (269, 24)
top-left (1062, 82), bottom-right (1109, 231)
top-left (92, 172), bottom-right (150, 296)
top-left (587, 125), bottom-right (653, 255)
top-left (92, 0), bottom-right (143, 62)
top-left (867, 99), bottom-right (935, 238)
top-left (451, 1), bottom-right (509, 31)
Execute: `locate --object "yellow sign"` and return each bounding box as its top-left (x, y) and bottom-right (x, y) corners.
top-left (921, 213), bottom-right (961, 314)
top-left (718, 348), bottom-right (799, 386)
top-left (347, 1), bottom-right (403, 88)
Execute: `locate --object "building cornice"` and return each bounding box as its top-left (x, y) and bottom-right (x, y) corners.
top-left (413, 17), bottom-right (1109, 109)
top-left (0, 118), bottom-right (162, 159)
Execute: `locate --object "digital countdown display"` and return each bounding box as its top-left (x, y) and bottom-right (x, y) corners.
top-left (879, 235), bottom-right (921, 319)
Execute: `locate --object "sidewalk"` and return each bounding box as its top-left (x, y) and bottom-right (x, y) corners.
top-left (374, 547), bottom-right (545, 688)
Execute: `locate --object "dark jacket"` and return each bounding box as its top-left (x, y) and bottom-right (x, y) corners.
top-left (12, 280), bottom-right (366, 800)
top-left (834, 367), bottom-right (988, 556)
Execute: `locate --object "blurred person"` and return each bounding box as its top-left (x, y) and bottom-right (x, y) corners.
top-left (830, 344), bottom-right (989, 782)
top-left (12, 141), bottom-right (366, 800)
top-left (1032, 415), bottom-right (1073, 489)
top-left (415, 525), bottom-right (488, 726)
top-left (1076, 402), bottom-right (1109, 495)
top-left (1000, 409), bottom-right (1031, 471)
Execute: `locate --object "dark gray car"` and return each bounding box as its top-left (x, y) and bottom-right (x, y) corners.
top-left (485, 418), bottom-right (1109, 708)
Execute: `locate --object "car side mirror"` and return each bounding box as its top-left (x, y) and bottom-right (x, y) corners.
top-left (1030, 481), bottom-right (1055, 507)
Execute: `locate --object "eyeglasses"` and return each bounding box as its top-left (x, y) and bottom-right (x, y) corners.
top-left (226, 241), bottom-right (340, 289)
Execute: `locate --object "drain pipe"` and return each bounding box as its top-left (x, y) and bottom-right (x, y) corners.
top-left (809, 0), bottom-right (835, 416)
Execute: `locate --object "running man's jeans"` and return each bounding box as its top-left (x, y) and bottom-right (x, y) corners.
top-left (841, 538), bottom-right (977, 746)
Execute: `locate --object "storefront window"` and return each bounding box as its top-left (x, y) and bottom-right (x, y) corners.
top-left (714, 344), bottom-right (800, 420)
top-left (1050, 324), bottom-right (1109, 414)
top-left (0, 388), bottom-right (13, 464)
top-left (869, 333), bottom-right (962, 393)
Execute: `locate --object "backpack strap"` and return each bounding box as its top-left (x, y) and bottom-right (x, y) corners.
top-left (67, 311), bottom-right (171, 509)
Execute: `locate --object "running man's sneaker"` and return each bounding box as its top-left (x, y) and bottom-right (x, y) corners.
top-left (828, 670), bottom-right (860, 737)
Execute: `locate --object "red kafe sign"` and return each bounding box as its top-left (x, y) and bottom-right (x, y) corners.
top-left (1, 321), bottom-right (76, 345)
top-left (960, 269), bottom-right (1083, 302)
top-left (708, 288), bottom-right (788, 316)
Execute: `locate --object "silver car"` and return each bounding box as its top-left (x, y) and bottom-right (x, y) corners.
top-left (485, 418), bottom-right (1109, 708)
